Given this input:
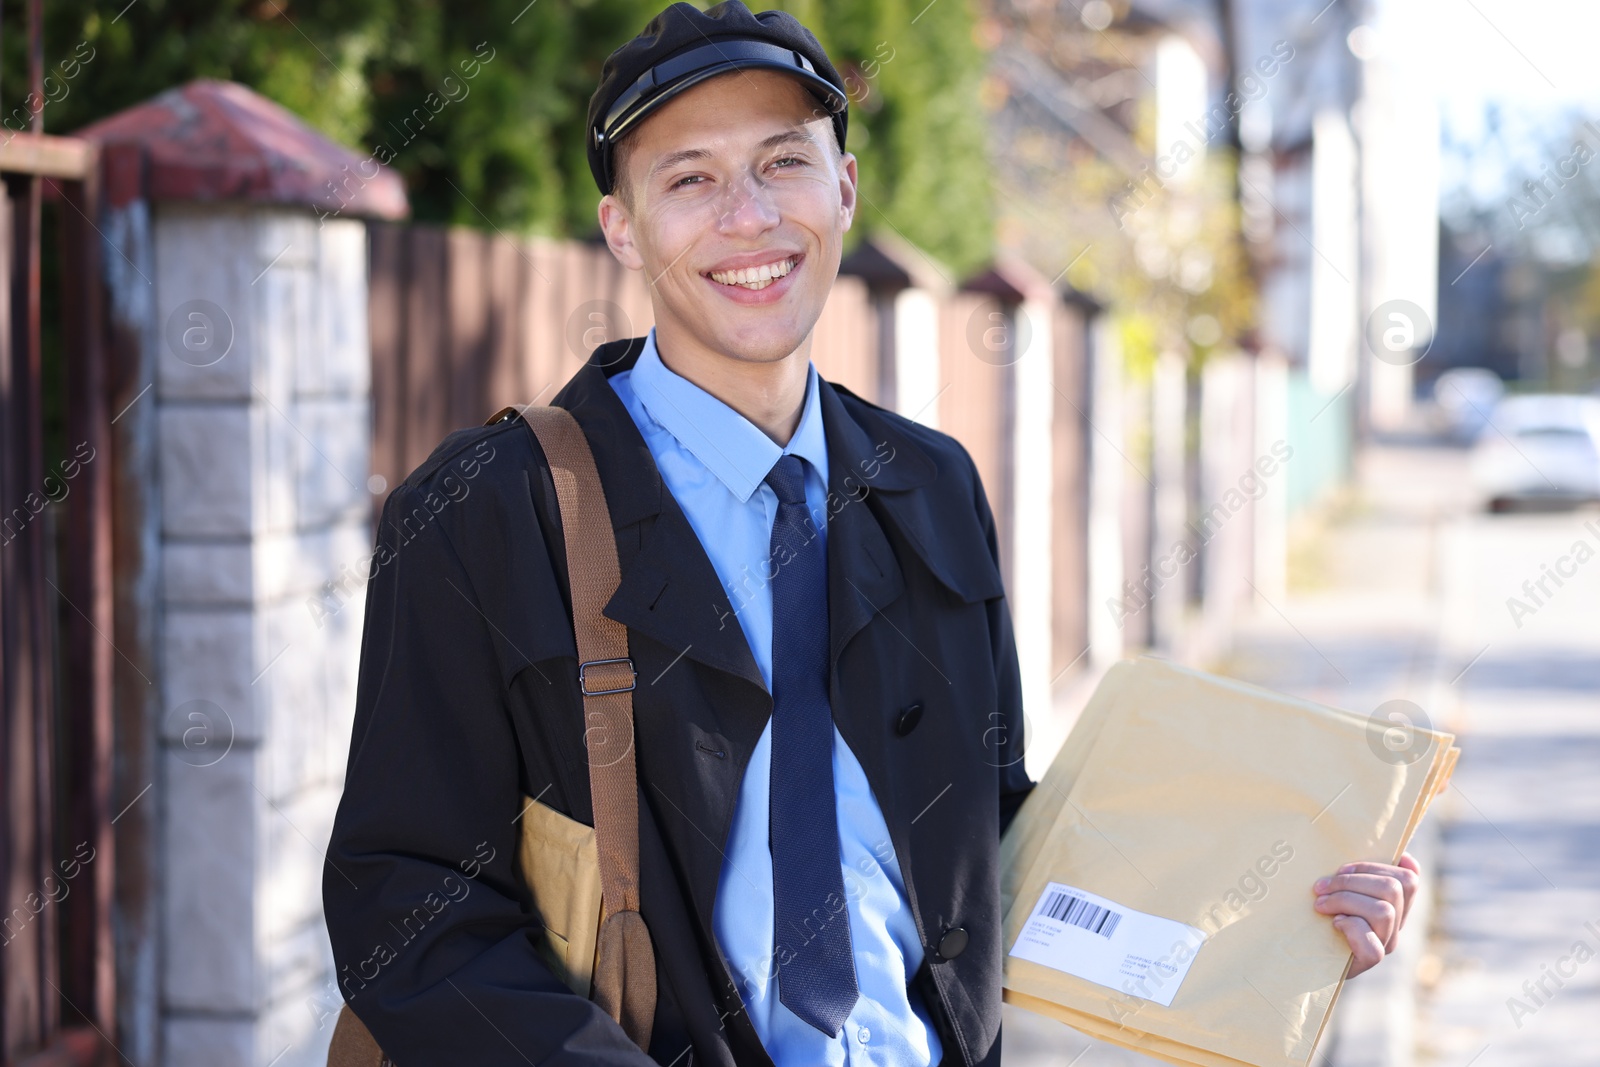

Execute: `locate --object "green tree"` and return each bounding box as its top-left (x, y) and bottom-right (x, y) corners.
top-left (6, 0), bottom-right (992, 271)
top-left (784, 0), bottom-right (996, 276)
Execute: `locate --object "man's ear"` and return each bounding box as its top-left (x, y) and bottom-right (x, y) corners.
top-left (838, 150), bottom-right (859, 233)
top-left (598, 194), bottom-right (646, 271)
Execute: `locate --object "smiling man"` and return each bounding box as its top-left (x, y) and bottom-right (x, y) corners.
top-left (323, 3), bottom-right (1422, 1065)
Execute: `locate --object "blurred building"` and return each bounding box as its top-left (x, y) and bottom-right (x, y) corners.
top-left (980, 0), bottom-right (1442, 666)
top-left (1429, 230), bottom-right (1520, 386)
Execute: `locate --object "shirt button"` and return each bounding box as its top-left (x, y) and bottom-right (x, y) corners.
top-left (856, 1025), bottom-right (871, 1044)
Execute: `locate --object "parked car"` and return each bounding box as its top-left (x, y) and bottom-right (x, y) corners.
top-left (1471, 394), bottom-right (1600, 511)
top-left (1433, 367), bottom-right (1505, 442)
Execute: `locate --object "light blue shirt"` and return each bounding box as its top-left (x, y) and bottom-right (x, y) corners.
top-left (609, 329), bottom-right (942, 1067)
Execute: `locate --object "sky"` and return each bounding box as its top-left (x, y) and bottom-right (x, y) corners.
top-left (1399, 0), bottom-right (1600, 209)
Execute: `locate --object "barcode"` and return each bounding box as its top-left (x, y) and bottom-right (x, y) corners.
top-left (1041, 891), bottom-right (1122, 939)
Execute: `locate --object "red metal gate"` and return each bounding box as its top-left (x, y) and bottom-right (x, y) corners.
top-left (1, 2), bottom-right (115, 1064)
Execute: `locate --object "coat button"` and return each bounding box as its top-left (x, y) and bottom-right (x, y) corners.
top-left (894, 702), bottom-right (924, 736)
top-left (936, 926), bottom-right (968, 960)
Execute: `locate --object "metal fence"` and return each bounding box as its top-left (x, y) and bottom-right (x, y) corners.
top-left (0, 16), bottom-right (116, 1064)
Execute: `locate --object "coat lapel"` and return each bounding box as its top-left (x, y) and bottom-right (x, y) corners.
top-left (816, 376), bottom-right (937, 668)
top-left (551, 339), bottom-right (768, 698)
top-left (608, 495), bottom-right (770, 692)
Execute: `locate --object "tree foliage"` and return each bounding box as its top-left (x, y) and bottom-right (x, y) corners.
top-left (784, 0), bottom-right (995, 276)
top-left (983, 8), bottom-right (1255, 381)
top-left (4, 0), bottom-right (992, 272)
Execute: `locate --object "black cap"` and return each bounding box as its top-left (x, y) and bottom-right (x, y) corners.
top-left (587, 1), bottom-right (849, 196)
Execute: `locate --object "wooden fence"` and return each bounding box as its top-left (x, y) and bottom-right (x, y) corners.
top-left (367, 224), bottom-right (879, 493)
top-left (366, 221), bottom-right (1092, 687)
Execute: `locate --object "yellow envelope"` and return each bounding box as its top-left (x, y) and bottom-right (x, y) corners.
top-left (1001, 657), bottom-right (1457, 1067)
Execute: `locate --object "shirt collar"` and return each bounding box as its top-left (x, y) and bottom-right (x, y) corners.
top-left (630, 327), bottom-right (827, 504)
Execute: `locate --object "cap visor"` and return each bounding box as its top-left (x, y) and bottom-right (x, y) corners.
top-left (609, 60), bottom-right (846, 144)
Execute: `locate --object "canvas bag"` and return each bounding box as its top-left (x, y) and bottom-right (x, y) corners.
top-left (328, 404), bottom-right (657, 1065)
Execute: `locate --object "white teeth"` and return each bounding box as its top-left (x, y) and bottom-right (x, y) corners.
top-left (709, 256), bottom-right (796, 289)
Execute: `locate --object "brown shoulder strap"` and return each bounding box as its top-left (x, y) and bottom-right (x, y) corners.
top-left (510, 403), bottom-right (657, 1052)
top-left (327, 408), bottom-right (657, 1067)
top-left (327, 1004), bottom-right (394, 1067)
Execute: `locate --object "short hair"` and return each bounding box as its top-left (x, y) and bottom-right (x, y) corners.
top-left (612, 130), bottom-right (641, 214)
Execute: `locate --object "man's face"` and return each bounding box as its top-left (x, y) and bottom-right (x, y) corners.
top-left (598, 68), bottom-right (857, 367)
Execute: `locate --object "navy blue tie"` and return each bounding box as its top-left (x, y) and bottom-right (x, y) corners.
top-left (764, 453), bottom-right (859, 1036)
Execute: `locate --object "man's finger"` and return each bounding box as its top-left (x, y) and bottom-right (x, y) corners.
top-left (1313, 890), bottom-right (1398, 945)
top-left (1313, 873), bottom-right (1406, 946)
top-left (1395, 853), bottom-right (1422, 917)
top-left (1313, 872), bottom-right (1404, 907)
top-left (1333, 914), bottom-right (1385, 977)
top-left (1319, 861), bottom-right (1420, 927)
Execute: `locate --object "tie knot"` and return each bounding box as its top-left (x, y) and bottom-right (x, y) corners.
top-left (763, 453), bottom-right (808, 506)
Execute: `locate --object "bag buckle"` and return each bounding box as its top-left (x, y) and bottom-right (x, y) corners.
top-left (579, 657), bottom-right (637, 696)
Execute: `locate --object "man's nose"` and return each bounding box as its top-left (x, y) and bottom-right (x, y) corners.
top-left (713, 170), bottom-right (781, 234)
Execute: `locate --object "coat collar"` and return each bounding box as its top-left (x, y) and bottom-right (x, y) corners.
top-left (550, 335), bottom-right (941, 515)
top-left (548, 337), bottom-right (971, 701)
top-left (624, 327), bottom-right (829, 507)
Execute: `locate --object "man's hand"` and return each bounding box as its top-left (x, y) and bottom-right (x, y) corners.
top-left (1310, 852), bottom-right (1422, 978)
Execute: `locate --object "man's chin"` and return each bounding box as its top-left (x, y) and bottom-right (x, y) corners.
top-left (686, 310), bottom-right (816, 365)
top-left (728, 328), bottom-right (814, 364)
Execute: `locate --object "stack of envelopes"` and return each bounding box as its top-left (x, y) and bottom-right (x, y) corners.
top-left (1000, 657), bottom-right (1459, 1067)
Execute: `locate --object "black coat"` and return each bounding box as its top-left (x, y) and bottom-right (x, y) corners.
top-left (323, 337), bottom-right (1036, 1066)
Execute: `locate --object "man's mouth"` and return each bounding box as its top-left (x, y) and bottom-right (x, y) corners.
top-left (706, 255), bottom-right (800, 291)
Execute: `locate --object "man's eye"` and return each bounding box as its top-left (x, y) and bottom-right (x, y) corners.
top-left (773, 156), bottom-right (806, 169)
top-left (672, 174), bottom-right (705, 189)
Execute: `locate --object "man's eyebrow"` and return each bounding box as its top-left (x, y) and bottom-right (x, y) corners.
top-left (649, 147), bottom-right (713, 179)
top-left (647, 129), bottom-right (823, 181)
top-left (758, 128), bottom-right (821, 153)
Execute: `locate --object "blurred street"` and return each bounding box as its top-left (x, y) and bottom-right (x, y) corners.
top-left (1005, 437), bottom-right (1600, 1067)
